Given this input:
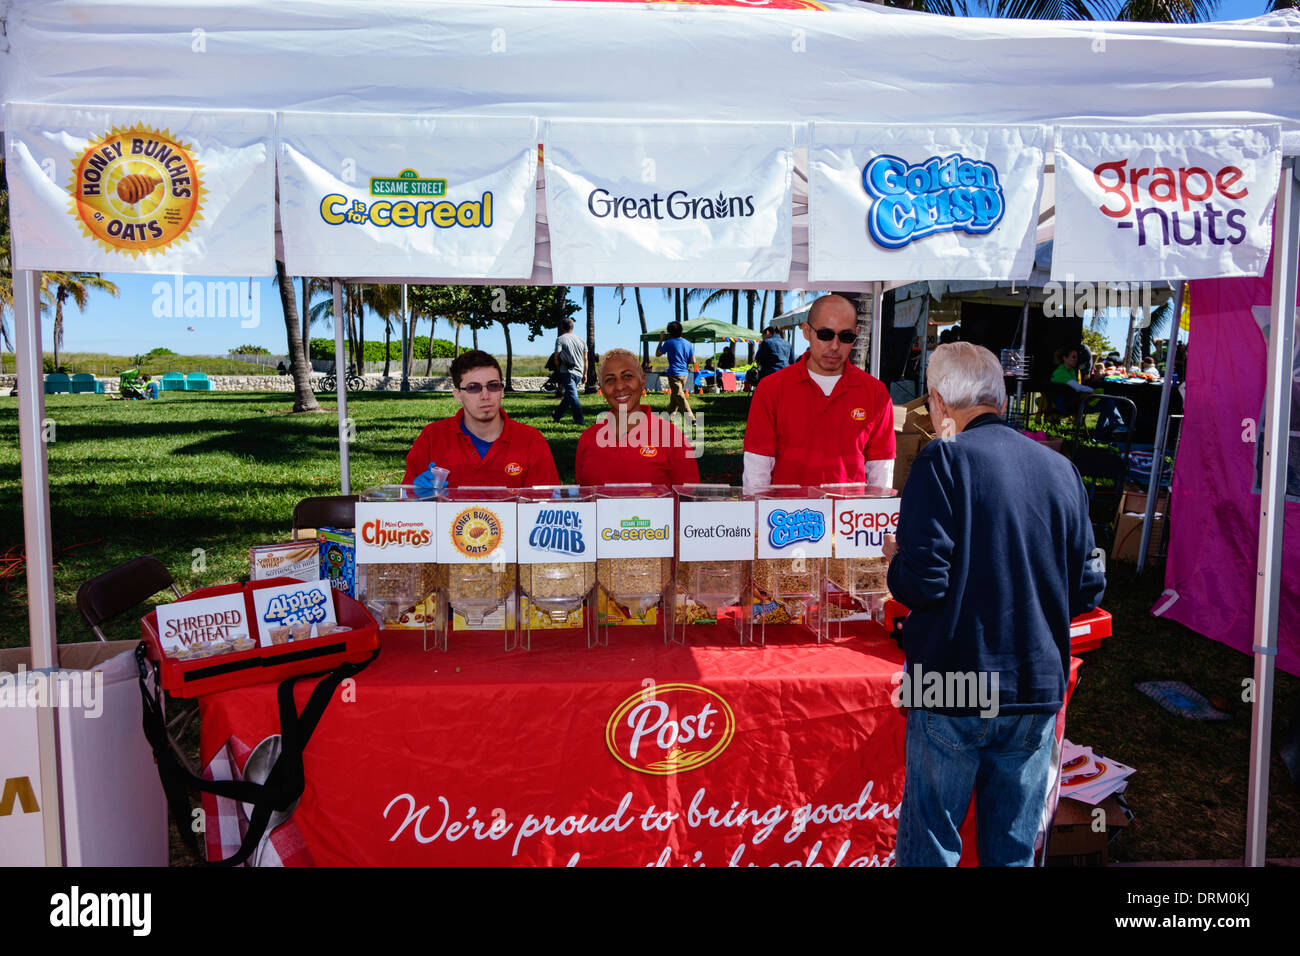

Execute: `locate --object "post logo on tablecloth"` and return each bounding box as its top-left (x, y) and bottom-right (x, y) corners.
top-left (862, 152), bottom-right (1004, 249)
top-left (68, 125), bottom-right (204, 257)
top-left (450, 507), bottom-right (504, 558)
top-left (606, 683), bottom-right (735, 776)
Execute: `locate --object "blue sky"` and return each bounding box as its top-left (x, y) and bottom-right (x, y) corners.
top-left (25, 0), bottom-right (1267, 360)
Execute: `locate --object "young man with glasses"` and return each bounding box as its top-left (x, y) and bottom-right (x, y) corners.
top-left (742, 294), bottom-right (895, 493)
top-left (403, 349), bottom-right (560, 488)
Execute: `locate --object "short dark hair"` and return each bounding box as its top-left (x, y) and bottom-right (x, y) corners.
top-left (450, 349), bottom-right (502, 389)
top-left (667, 321), bottom-right (683, 338)
top-left (559, 316), bottom-right (575, 334)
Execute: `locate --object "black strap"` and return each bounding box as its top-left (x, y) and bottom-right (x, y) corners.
top-left (136, 643), bottom-right (374, 867)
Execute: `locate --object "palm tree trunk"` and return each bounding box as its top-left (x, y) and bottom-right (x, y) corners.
top-left (277, 259), bottom-right (321, 413)
top-left (425, 315), bottom-right (436, 376)
top-left (584, 286), bottom-right (596, 390)
top-left (773, 290), bottom-right (783, 322)
top-left (746, 291), bottom-right (756, 364)
top-left (634, 287), bottom-right (648, 363)
top-left (300, 276), bottom-right (311, 363)
top-left (358, 287), bottom-right (367, 372)
top-left (53, 296), bottom-right (64, 369)
top-left (472, 326), bottom-right (479, 350)
top-left (500, 319), bottom-right (514, 391)
top-left (383, 315), bottom-right (392, 378)
top-left (674, 289), bottom-right (681, 324)
top-left (454, 319), bottom-right (461, 357)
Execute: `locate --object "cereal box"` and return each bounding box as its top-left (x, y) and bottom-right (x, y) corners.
top-left (318, 527), bottom-right (356, 597)
top-left (250, 541), bottom-right (320, 583)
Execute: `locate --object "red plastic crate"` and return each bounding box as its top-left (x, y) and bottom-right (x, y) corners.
top-left (882, 599), bottom-right (1112, 654)
top-left (141, 577), bottom-right (380, 697)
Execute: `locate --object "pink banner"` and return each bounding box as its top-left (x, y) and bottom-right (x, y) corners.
top-left (1162, 256), bottom-right (1300, 676)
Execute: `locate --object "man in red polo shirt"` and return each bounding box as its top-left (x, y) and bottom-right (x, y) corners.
top-left (742, 294), bottom-right (894, 493)
top-left (403, 350), bottom-right (560, 489)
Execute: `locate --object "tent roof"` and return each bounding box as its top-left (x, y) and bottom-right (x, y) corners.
top-left (640, 317), bottom-right (763, 343)
top-left (4, 3), bottom-right (1299, 147)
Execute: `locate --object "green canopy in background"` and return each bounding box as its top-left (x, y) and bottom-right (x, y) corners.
top-left (639, 317), bottom-right (763, 345)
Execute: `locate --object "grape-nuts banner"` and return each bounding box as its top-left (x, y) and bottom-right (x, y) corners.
top-left (544, 120), bottom-right (795, 285)
top-left (5, 102), bottom-right (275, 275)
top-left (1052, 125), bottom-right (1282, 282)
top-left (808, 124), bottom-right (1046, 282)
top-left (277, 112), bottom-right (538, 279)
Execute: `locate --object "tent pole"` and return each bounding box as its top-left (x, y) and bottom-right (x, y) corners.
top-left (1245, 156), bottom-right (1299, 867)
top-left (400, 283), bottom-right (409, 393)
top-left (333, 279), bottom-right (351, 494)
top-left (15, 268), bottom-right (66, 867)
top-left (1136, 282), bottom-right (1185, 570)
top-left (869, 281), bottom-right (882, 379)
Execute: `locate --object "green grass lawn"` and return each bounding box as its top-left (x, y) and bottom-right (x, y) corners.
top-left (0, 388), bottom-right (1296, 863)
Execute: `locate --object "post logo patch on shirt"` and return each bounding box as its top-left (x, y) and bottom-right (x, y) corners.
top-left (505, 462), bottom-right (523, 477)
top-left (638, 446), bottom-right (659, 458)
top-left (851, 407), bottom-right (867, 421)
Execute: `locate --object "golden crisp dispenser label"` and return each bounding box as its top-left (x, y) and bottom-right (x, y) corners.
top-left (68, 124), bottom-right (205, 257)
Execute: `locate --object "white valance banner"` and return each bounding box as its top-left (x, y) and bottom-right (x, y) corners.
top-left (278, 112), bottom-right (538, 279)
top-left (1052, 125), bottom-right (1282, 281)
top-left (543, 120), bottom-right (795, 285)
top-left (808, 124), bottom-right (1046, 282)
top-left (5, 103), bottom-right (275, 275)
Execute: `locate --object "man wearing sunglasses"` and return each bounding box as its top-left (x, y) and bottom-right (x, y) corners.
top-left (742, 294), bottom-right (894, 493)
top-left (403, 349), bottom-right (560, 488)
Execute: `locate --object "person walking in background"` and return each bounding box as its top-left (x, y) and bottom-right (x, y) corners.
top-left (551, 316), bottom-right (587, 425)
top-left (754, 325), bottom-right (793, 382)
top-left (656, 321), bottom-right (696, 422)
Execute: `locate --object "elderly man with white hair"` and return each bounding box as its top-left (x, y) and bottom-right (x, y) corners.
top-left (884, 342), bottom-right (1106, 867)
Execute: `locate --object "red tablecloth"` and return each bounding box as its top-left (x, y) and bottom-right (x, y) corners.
top-left (201, 623), bottom-right (972, 866)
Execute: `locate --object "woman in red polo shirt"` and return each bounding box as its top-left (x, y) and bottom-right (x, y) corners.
top-left (575, 349), bottom-right (700, 487)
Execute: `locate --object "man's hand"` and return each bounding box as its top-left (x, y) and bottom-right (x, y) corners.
top-left (883, 532), bottom-right (898, 560)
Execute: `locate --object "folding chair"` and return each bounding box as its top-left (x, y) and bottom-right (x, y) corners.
top-left (75, 556), bottom-right (196, 771)
top-left (292, 495), bottom-right (358, 540)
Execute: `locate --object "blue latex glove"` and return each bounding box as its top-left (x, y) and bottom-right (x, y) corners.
top-left (413, 463), bottom-right (447, 499)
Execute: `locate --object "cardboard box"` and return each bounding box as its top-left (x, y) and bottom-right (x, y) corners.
top-left (1120, 483), bottom-right (1169, 516)
top-left (1111, 512), bottom-right (1166, 566)
top-left (893, 431), bottom-right (931, 491)
top-left (1047, 795), bottom-right (1131, 867)
top-left (894, 397), bottom-right (935, 438)
top-left (0, 641), bottom-right (168, 866)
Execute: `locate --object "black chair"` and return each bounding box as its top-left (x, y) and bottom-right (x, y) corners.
top-left (76, 555), bottom-right (182, 643)
top-left (291, 495), bottom-right (358, 539)
top-left (1069, 395), bottom-right (1138, 548)
top-left (75, 555), bottom-right (195, 771)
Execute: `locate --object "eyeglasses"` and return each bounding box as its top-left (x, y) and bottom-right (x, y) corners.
top-left (457, 381), bottom-right (504, 394)
top-left (809, 324), bottom-right (858, 345)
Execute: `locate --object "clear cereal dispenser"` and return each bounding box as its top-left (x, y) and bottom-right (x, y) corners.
top-left (821, 483), bottom-right (899, 638)
top-left (593, 484), bottom-right (675, 645)
top-left (355, 485), bottom-right (442, 645)
top-left (516, 486), bottom-right (597, 649)
top-left (754, 485), bottom-right (832, 644)
top-left (672, 484), bottom-right (755, 645)
top-left (434, 487), bottom-right (518, 651)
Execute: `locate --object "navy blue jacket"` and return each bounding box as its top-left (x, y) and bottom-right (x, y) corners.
top-left (887, 414), bottom-right (1105, 715)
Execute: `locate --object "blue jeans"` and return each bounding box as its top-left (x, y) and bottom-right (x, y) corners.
top-left (896, 708), bottom-right (1056, 867)
top-left (554, 370), bottom-right (584, 424)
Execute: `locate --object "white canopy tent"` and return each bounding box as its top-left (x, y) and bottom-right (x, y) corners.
top-left (4, 0), bottom-right (1299, 867)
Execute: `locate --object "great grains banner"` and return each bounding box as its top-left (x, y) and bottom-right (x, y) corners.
top-left (5, 103), bottom-right (275, 275)
top-left (544, 120), bottom-right (795, 285)
top-left (808, 124), bottom-right (1046, 282)
top-left (277, 112), bottom-right (538, 279)
top-left (1052, 125), bottom-right (1282, 281)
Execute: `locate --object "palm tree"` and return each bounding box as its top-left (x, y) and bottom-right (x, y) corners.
top-left (42, 272), bottom-right (119, 369)
top-left (634, 288), bottom-right (649, 363)
top-left (275, 260), bottom-right (321, 413)
top-left (878, 0), bottom-right (1221, 22)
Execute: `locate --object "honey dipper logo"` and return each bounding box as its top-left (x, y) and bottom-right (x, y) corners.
top-left (68, 125), bottom-right (204, 257)
top-left (450, 506), bottom-right (504, 558)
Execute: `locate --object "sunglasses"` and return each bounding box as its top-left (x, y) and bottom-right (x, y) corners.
top-left (808, 324), bottom-right (858, 345)
top-left (457, 380), bottom-right (504, 394)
